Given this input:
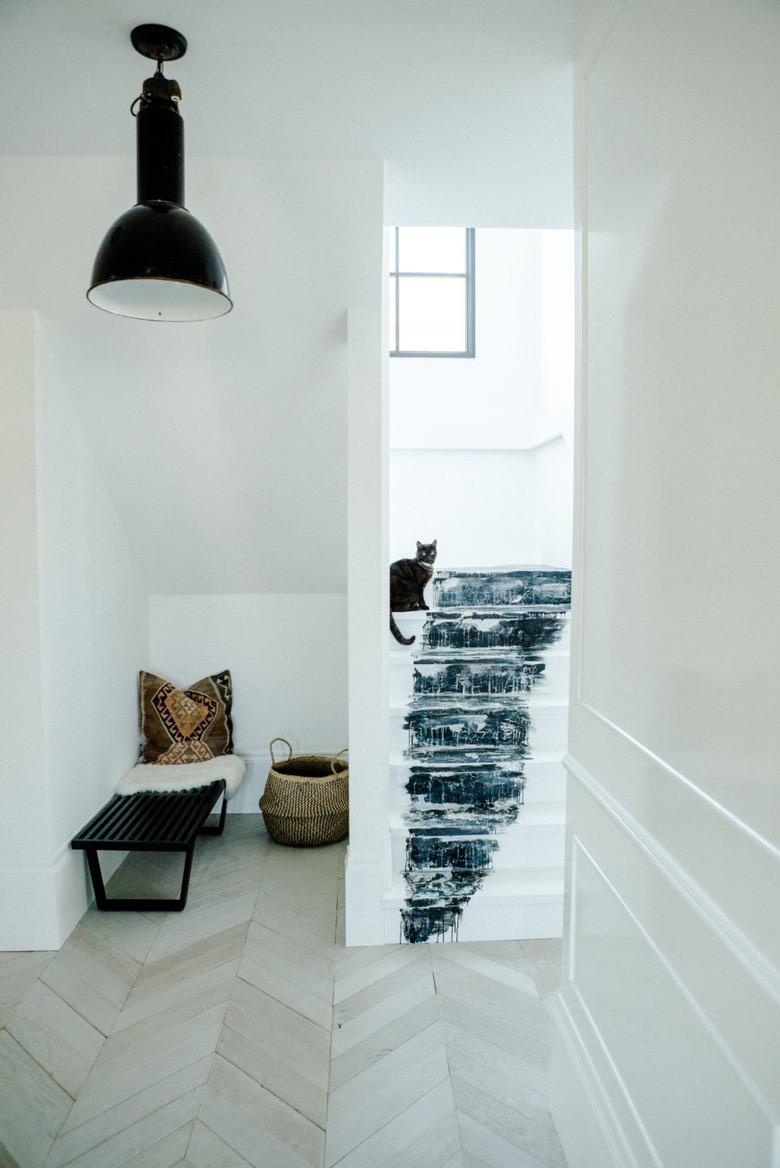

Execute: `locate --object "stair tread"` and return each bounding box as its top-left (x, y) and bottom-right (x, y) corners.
top-left (390, 803), bottom-right (566, 829)
top-left (390, 750), bottom-right (564, 768)
top-left (387, 691), bottom-right (567, 710)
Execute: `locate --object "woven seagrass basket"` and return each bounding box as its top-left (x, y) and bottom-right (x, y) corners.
top-left (260, 738), bottom-right (349, 847)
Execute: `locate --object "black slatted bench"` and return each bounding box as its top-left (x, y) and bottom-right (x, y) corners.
top-left (71, 780), bottom-right (227, 912)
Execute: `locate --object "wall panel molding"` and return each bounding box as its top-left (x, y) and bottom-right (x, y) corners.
top-left (549, 990), bottom-right (633, 1168)
top-left (567, 700), bottom-right (780, 972)
top-left (564, 750), bottom-right (780, 1004)
top-left (564, 833), bottom-right (777, 1164)
top-left (571, 702), bottom-right (777, 859)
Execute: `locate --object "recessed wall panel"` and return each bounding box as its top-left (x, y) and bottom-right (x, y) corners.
top-left (570, 839), bottom-right (773, 1168)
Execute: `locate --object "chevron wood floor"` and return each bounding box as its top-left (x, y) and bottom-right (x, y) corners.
top-left (0, 816), bottom-right (567, 1168)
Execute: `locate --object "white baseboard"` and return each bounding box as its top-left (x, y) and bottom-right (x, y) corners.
top-left (345, 851), bottom-right (385, 946)
top-left (226, 751), bottom-right (267, 814)
top-left (0, 862), bottom-right (65, 951)
top-left (0, 842), bottom-right (132, 951)
top-left (549, 991), bottom-right (635, 1168)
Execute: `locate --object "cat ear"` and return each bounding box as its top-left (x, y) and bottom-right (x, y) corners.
top-left (416, 541), bottom-right (422, 550)
top-left (432, 539), bottom-right (437, 546)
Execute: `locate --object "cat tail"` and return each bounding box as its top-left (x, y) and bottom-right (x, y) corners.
top-left (390, 614), bottom-right (415, 645)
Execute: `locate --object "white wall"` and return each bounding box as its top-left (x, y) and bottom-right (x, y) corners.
top-left (390, 448), bottom-right (536, 567)
top-left (390, 229), bottom-right (574, 451)
top-left (534, 435), bottom-right (573, 568)
top-left (0, 311), bottom-right (54, 948)
top-left (551, 2), bottom-right (780, 1165)
top-left (0, 314), bottom-right (149, 950)
top-left (389, 438), bottom-right (573, 569)
top-left (149, 593), bottom-right (348, 814)
top-left (389, 228), bottom-right (574, 570)
top-left (35, 321), bottom-right (149, 941)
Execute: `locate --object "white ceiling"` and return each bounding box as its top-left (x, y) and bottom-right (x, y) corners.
top-left (0, 1), bottom-right (575, 152)
top-left (0, 0), bottom-right (575, 224)
top-left (0, 1), bottom-right (576, 594)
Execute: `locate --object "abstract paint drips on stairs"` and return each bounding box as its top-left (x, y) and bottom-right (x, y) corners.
top-left (400, 568), bottom-right (571, 943)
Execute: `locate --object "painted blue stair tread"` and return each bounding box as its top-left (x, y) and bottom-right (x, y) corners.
top-left (412, 654), bottom-right (546, 696)
top-left (421, 609), bottom-right (568, 652)
top-left (434, 566), bottom-right (571, 609)
top-left (404, 698), bottom-right (531, 760)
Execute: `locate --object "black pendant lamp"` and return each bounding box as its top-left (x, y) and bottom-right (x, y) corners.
top-left (87, 24), bottom-right (232, 321)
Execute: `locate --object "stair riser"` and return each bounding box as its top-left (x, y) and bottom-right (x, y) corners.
top-left (382, 895), bottom-right (564, 943)
top-left (434, 569), bottom-right (572, 610)
top-left (421, 611), bottom-right (570, 654)
top-left (390, 653), bottom-right (570, 706)
top-left (389, 702), bottom-right (569, 757)
top-left (391, 758), bottom-right (567, 804)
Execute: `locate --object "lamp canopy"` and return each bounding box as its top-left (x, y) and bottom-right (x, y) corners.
top-left (87, 24), bottom-right (232, 322)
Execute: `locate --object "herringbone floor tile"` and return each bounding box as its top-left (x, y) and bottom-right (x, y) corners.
top-left (0, 816), bottom-right (566, 1168)
top-left (0, 952), bottom-right (55, 1029)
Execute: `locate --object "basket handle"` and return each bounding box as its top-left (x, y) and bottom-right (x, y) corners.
top-left (269, 737), bottom-right (293, 766)
top-left (330, 748), bottom-right (349, 775)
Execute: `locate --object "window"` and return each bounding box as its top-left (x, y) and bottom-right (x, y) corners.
top-left (389, 227), bottom-right (475, 357)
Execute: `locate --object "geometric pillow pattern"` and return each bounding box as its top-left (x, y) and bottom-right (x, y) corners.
top-left (138, 669), bottom-right (234, 765)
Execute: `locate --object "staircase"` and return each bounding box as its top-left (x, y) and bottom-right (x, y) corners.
top-left (386, 566), bottom-right (572, 944)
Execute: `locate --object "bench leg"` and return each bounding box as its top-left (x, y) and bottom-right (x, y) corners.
top-left (85, 848), bottom-right (108, 910)
top-left (84, 845), bottom-right (196, 912)
top-left (199, 786), bottom-right (227, 837)
top-left (177, 845), bottom-right (195, 909)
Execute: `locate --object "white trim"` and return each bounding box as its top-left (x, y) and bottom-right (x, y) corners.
top-left (564, 751), bottom-right (780, 1006)
top-left (568, 834), bottom-right (778, 1134)
top-left (345, 851), bottom-right (385, 947)
top-left (549, 990), bottom-right (635, 1168)
top-left (0, 846), bottom-right (86, 950)
top-left (346, 298), bottom-right (391, 945)
top-left (0, 838), bottom-right (131, 950)
top-left (571, 705), bottom-right (779, 861)
top-left (389, 434), bottom-right (565, 454)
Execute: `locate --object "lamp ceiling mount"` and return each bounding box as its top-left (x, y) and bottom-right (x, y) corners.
top-left (130, 24), bottom-right (187, 63)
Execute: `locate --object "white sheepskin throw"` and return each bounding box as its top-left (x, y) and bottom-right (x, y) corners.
top-left (115, 754), bottom-right (247, 799)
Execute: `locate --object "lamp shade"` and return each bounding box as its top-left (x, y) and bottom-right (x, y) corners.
top-left (87, 201), bottom-right (232, 322)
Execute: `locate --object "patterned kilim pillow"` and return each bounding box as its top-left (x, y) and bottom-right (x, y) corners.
top-left (139, 670), bottom-right (234, 765)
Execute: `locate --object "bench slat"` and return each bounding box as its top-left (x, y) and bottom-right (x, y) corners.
top-left (73, 782), bottom-right (224, 849)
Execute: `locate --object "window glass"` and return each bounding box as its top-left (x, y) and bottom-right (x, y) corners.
top-left (397, 276), bottom-right (467, 353)
top-left (397, 227), bottom-right (466, 274)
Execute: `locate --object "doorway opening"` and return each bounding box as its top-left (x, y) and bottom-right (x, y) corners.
top-left (387, 226), bottom-right (575, 944)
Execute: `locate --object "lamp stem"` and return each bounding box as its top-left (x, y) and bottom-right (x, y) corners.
top-left (136, 99), bottom-right (184, 206)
